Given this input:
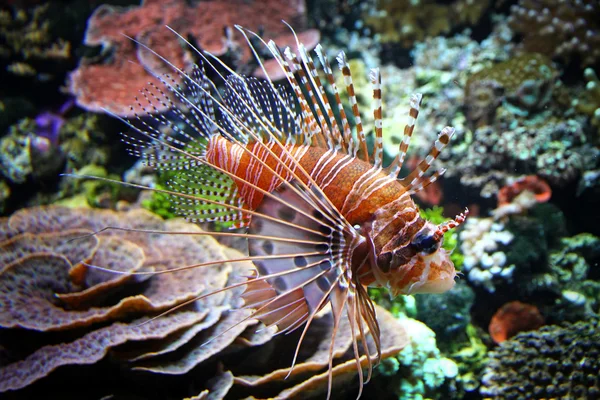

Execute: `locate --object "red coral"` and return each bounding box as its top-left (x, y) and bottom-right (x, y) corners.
top-left (497, 175), bottom-right (552, 207)
top-left (69, 0), bottom-right (319, 116)
top-left (488, 301), bottom-right (545, 344)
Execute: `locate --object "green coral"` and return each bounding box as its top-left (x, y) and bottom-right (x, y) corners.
top-left (451, 323), bottom-right (489, 393)
top-left (549, 233), bottom-right (600, 317)
top-left (59, 114), bottom-right (110, 170)
top-left (574, 68), bottom-right (600, 135)
top-left (379, 318), bottom-right (459, 399)
top-left (141, 184), bottom-right (177, 220)
top-left (57, 165), bottom-right (125, 209)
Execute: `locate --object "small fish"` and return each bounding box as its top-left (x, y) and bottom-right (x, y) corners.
top-left (91, 24), bottom-right (467, 399)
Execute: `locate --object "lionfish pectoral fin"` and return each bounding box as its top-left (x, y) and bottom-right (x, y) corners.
top-left (167, 164), bottom-right (250, 228)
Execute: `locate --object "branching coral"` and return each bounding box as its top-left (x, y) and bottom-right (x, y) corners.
top-left (507, 0), bottom-right (600, 68)
top-left (481, 319), bottom-right (600, 399)
top-left (0, 206), bottom-right (409, 399)
top-left (379, 318), bottom-right (459, 399)
top-left (68, 0), bottom-right (318, 117)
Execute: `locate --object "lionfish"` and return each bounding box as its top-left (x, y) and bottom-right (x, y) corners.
top-left (86, 24), bottom-right (467, 399)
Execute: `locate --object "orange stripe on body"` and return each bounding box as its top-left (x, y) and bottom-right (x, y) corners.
top-left (205, 136), bottom-right (409, 226)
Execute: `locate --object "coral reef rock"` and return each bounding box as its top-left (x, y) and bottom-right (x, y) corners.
top-left (481, 319), bottom-right (600, 399)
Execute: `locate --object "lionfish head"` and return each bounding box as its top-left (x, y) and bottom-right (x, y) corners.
top-left (370, 209), bottom-right (468, 297)
top-left (392, 220), bottom-right (456, 295)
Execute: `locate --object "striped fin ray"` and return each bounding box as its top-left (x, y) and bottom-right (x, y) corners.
top-left (283, 46), bottom-right (331, 149)
top-left (385, 93), bottom-right (423, 178)
top-left (221, 75), bottom-right (301, 144)
top-left (370, 68), bottom-right (384, 168)
top-left (166, 168), bottom-right (249, 228)
top-left (297, 42), bottom-right (344, 151)
top-left (401, 126), bottom-right (455, 194)
top-left (117, 33), bottom-right (350, 238)
top-left (314, 44), bottom-right (351, 154)
top-left (337, 51), bottom-right (368, 162)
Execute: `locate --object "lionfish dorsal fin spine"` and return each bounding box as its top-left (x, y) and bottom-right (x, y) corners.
top-left (386, 92), bottom-right (423, 178)
top-left (370, 68), bottom-right (384, 168)
top-left (283, 47), bottom-right (329, 148)
top-left (401, 126), bottom-right (455, 192)
top-left (298, 43), bottom-right (344, 151)
top-left (315, 44), bottom-right (352, 154)
top-left (337, 51), bottom-right (368, 162)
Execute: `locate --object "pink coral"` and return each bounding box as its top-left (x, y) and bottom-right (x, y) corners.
top-left (68, 0), bottom-right (319, 117)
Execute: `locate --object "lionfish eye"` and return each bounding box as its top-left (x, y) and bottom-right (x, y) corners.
top-left (411, 230), bottom-right (440, 254)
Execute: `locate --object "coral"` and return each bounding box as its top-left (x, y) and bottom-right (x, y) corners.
top-left (507, 0), bottom-right (600, 68)
top-left (68, 0), bottom-right (319, 117)
top-left (380, 318), bottom-right (459, 399)
top-left (493, 175), bottom-right (551, 219)
top-left (549, 233), bottom-right (600, 317)
top-left (0, 206), bottom-right (409, 398)
top-left (451, 324), bottom-right (489, 394)
top-left (415, 281), bottom-right (475, 353)
top-left (442, 116), bottom-right (588, 197)
top-left (234, 306), bottom-right (408, 399)
top-left (0, 4), bottom-right (71, 81)
top-left (497, 175), bottom-right (551, 206)
top-left (0, 118), bottom-right (65, 185)
top-left (465, 53), bottom-right (557, 127)
top-left (481, 319), bottom-right (600, 399)
top-left (574, 67), bottom-right (600, 134)
top-left (488, 301), bottom-right (545, 344)
top-left (459, 217), bottom-right (515, 292)
top-left (364, 0), bottom-right (490, 48)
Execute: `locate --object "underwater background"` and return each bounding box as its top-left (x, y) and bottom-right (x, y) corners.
top-left (0, 0), bottom-right (599, 399)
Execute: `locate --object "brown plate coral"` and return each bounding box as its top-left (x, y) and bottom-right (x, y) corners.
top-left (0, 206), bottom-right (408, 399)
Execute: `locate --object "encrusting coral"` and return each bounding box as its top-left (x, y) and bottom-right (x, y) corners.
top-left (0, 206), bottom-right (409, 399)
top-left (481, 319), bottom-right (600, 399)
top-left (464, 53), bottom-right (557, 127)
top-left (363, 0), bottom-right (490, 48)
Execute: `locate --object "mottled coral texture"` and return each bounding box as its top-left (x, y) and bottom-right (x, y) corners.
top-left (0, 206), bottom-right (408, 399)
top-left (508, 0), bottom-right (600, 67)
top-left (481, 319), bottom-right (600, 399)
top-left (68, 0), bottom-right (318, 116)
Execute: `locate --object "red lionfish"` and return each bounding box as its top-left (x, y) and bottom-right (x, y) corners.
top-left (85, 24), bottom-right (468, 399)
